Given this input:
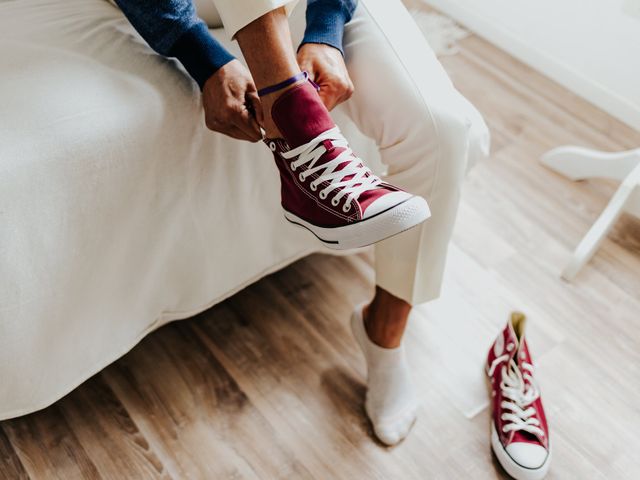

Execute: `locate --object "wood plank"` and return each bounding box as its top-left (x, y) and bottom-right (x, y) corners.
top-left (0, 427), bottom-right (28, 480)
top-left (194, 284), bottom-right (405, 480)
top-left (2, 405), bottom-right (100, 479)
top-left (57, 375), bottom-right (170, 480)
top-left (102, 322), bottom-right (313, 480)
top-left (457, 35), bottom-right (640, 149)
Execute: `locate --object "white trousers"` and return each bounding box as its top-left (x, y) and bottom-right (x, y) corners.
top-left (213, 0), bottom-right (490, 305)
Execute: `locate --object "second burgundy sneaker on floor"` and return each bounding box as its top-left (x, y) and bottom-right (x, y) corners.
top-left (486, 313), bottom-right (551, 480)
top-left (266, 80), bottom-right (430, 250)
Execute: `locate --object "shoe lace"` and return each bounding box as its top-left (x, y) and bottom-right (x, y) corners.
top-left (281, 127), bottom-right (382, 212)
top-left (488, 354), bottom-right (544, 438)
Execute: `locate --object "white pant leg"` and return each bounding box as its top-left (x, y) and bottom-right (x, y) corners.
top-left (212, 0), bottom-right (299, 39)
top-left (215, 0), bottom-right (490, 305)
top-left (338, 0), bottom-right (490, 305)
top-left (291, 0), bottom-right (489, 305)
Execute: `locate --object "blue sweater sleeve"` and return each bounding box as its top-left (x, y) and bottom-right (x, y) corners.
top-left (115, 0), bottom-right (235, 89)
top-left (115, 0), bottom-right (358, 89)
top-left (302, 0), bottom-right (358, 54)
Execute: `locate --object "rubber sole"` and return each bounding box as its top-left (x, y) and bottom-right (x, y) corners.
top-left (284, 196), bottom-right (431, 250)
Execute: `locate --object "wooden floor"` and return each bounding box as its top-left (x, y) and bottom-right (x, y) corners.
top-left (3, 11), bottom-right (640, 480)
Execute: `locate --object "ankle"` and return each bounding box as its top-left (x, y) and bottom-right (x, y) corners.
top-left (363, 289), bottom-right (411, 349)
top-left (259, 76), bottom-right (307, 139)
top-left (363, 305), bottom-right (406, 349)
top-left (260, 111), bottom-right (282, 139)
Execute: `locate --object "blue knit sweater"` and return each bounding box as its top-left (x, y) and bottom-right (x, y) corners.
top-left (115, 0), bottom-right (357, 89)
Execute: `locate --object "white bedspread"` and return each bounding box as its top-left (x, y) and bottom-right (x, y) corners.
top-left (0, 0), bottom-right (483, 420)
top-left (0, 0), bottom-right (381, 419)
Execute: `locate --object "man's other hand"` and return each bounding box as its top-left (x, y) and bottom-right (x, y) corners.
top-left (297, 43), bottom-right (354, 111)
top-left (203, 60), bottom-right (262, 142)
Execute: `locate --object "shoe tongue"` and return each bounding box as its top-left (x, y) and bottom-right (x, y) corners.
top-left (511, 431), bottom-right (542, 445)
top-left (507, 312), bottom-right (530, 360)
top-left (515, 339), bottom-right (526, 364)
top-left (270, 81), bottom-right (335, 147)
top-left (502, 323), bottom-right (519, 362)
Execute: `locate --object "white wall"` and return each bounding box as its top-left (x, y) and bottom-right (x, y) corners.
top-left (425, 0), bottom-right (640, 131)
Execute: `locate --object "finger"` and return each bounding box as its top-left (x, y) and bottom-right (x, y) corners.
top-left (318, 88), bottom-right (339, 111)
top-left (338, 82), bottom-right (355, 105)
top-left (322, 78), bottom-right (354, 109)
top-left (211, 119), bottom-right (256, 142)
top-left (234, 103), bottom-right (261, 140)
top-left (245, 77), bottom-right (258, 94)
top-left (305, 66), bottom-right (316, 81)
top-left (343, 79), bottom-right (355, 101)
top-left (296, 54), bottom-right (311, 73)
top-left (235, 107), bottom-right (262, 142)
top-left (298, 60), bottom-right (316, 82)
top-left (246, 91), bottom-right (264, 127)
top-left (223, 125), bottom-right (257, 142)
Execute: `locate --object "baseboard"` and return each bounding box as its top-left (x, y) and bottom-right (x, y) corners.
top-left (425, 0), bottom-right (640, 132)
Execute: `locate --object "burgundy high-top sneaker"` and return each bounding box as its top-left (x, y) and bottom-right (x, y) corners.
top-left (264, 79), bottom-right (430, 250)
top-left (486, 313), bottom-right (551, 480)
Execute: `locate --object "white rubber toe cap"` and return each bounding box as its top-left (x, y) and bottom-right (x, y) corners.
top-left (506, 442), bottom-right (549, 469)
top-left (362, 191), bottom-right (412, 219)
top-left (491, 424), bottom-right (551, 480)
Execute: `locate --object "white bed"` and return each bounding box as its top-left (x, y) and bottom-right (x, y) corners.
top-left (0, 0), bottom-right (387, 419)
top-left (0, 0), bottom-right (483, 419)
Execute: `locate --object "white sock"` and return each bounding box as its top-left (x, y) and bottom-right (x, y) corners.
top-left (350, 303), bottom-right (419, 446)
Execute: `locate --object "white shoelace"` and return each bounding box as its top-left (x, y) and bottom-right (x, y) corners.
top-left (280, 127), bottom-right (382, 213)
top-left (488, 353), bottom-right (544, 438)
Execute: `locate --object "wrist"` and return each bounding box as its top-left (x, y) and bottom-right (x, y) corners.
top-left (299, 42), bottom-right (342, 54)
top-left (169, 22), bottom-right (235, 90)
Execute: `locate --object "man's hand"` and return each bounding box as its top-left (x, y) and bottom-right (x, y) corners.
top-left (297, 43), bottom-right (354, 111)
top-left (202, 60), bottom-right (262, 142)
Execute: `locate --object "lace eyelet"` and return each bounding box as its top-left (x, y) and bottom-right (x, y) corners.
top-left (269, 142), bottom-right (276, 152)
top-left (310, 183), bottom-right (317, 191)
top-left (299, 173), bottom-right (305, 182)
top-left (319, 191), bottom-right (327, 200)
top-left (331, 198), bottom-right (339, 207)
top-left (342, 204), bottom-right (351, 213)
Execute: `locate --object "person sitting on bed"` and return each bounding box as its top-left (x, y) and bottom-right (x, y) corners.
top-left (115, 0), bottom-right (471, 447)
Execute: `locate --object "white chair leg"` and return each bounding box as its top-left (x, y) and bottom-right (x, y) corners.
top-left (625, 188), bottom-right (640, 218)
top-left (540, 146), bottom-right (640, 280)
top-left (541, 146), bottom-right (640, 181)
top-left (561, 164), bottom-right (640, 280)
